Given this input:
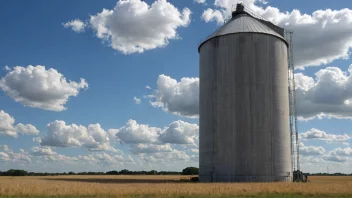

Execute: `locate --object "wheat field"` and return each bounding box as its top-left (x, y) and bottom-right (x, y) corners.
top-left (0, 175), bottom-right (351, 197)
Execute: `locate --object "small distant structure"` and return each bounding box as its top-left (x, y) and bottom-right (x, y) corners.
top-left (198, 3), bottom-right (300, 182)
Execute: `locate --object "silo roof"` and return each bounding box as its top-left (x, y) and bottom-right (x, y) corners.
top-left (198, 13), bottom-right (287, 51)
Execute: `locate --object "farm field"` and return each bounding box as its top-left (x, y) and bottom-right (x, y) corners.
top-left (0, 175), bottom-right (351, 198)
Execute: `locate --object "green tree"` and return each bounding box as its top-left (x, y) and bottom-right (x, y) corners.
top-left (6, 169), bottom-right (28, 176)
top-left (148, 170), bottom-right (157, 175)
top-left (106, 170), bottom-right (119, 175)
top-left (119, 169), bottom-right (130, 175)
top-left (181, 167), bottom-right (199, 175)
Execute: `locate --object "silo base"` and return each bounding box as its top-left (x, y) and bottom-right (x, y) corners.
top-left (199, 175), bottom-right (292, 183)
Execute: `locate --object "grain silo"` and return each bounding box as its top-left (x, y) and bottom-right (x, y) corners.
top-left (198, 3), bottom-right (296, 182)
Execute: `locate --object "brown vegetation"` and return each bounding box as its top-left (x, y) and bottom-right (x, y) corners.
top-left (0, 175), bottom-right (351, 197)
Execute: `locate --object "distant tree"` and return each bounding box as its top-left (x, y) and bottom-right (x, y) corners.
top-left (119, 169), bottom-right (130, 175)
top-left (148, 170), bottom-right (157, 175)
top-left (106, 170), bottom-right (119, 175)
top-left (68, 172), bottom-right (75, 175)
top-left (3, 169), bottom-right (28, 176)
top-left (181, 167), bottom-right (199, 175)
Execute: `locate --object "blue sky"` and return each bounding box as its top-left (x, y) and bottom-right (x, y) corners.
top-left (1, 0), bottom-right (352, 173)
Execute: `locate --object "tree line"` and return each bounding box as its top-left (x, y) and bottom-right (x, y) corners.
top-left (0, 167), bottom-right (199, 176)
top-left (4, 168), bottom-right (349, 177)
top-left (306, 172), bottom-right (352, 176)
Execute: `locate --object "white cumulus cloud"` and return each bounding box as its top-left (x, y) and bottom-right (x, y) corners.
top-left (116, 119), bottom-right (161, 144)
top-left (0, 145), bottom-right (32, 163)
top-left (159, 120), bottom-right (199, 145)
top-left (30, 146), bottom-right (57, 156)
top-left (190, 148), bottom-right (199, 153)
top-left (40, 120), bottom-right (116, 152)
top-left (138, 149), bottom-right (191, 165)
top-left (149, 75), bottom-right (199, 118)
top-left (63, 19), bottom-right (87, 33)
top-left (1, 145), bottom-right (10, 152)
top-left (92, 153), bottom-right (126, 166)
top-left (299, 128), bottom-right (351, 144)
top-left (329, 147), bottom-right (352, 156)
top-left (15, 123), bottom-right (39, 136)
top-left (296, 66), bottom-right (352, 120)
top-left (323, 155), bottom-right (348, 162)
top-left (300, 143), bottom-right (326, 155)
top-left (35, 150), bottom-right (131, 167)
top-left (0, 65), bottom-right (88, 111)
top-left (88, 0), bottom-right (191, 54)
top-left (116, 119), bottom-right (199, 146)
top-left (0, 110), bottom-right (39, 138)
top-left (202, 8), bottom-right (224, 24)
top-left (0, 152), bottom-right (10, 161)
top-left (0, 110), bottom-right (17, 137)
top-left (130, 144), bottom-right (173, 154)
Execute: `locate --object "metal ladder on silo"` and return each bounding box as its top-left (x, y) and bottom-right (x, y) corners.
top-left (285, 30), bottom-right (300, 175)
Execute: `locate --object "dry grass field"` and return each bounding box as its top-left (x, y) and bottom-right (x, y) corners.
top-left (0, 175), bottom-right (351, 197)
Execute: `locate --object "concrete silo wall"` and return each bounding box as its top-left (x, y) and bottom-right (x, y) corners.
top-left (199, 33), bottom-right (291, 182)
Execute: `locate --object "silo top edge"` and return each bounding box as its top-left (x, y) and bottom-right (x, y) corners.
top-left (198, 13), bottom-right (289, 52)
top-left (198, 31), bottom-right (289, 53)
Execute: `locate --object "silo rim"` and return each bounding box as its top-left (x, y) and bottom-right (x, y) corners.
top-left (198, 32), bottom-right (289, 53)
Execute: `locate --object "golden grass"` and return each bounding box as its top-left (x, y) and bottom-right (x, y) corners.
top-left (0, 175), bottom-right (351, 197)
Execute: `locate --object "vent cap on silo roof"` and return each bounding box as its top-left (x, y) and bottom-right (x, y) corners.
top-left (198, 3), bottom-right (287, 52)
top-left (232, 3), bottom-right (245, 17)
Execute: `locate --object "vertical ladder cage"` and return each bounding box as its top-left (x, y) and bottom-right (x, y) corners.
top-left (285, 30), bottom-right (300, 173)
